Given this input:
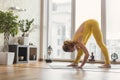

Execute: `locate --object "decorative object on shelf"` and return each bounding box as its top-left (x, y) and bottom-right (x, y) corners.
top-left (111, 53), bottom-right (118, 62)
top-left (9, 6), bottom-right (26, 12)
top-left (8, 0), bottom-right (26, 12)
top-left (45, 45), bottom-right (53, 63)
top-left (30, 55), bottom-right (36, 60)
top-left (19, 56), bottom-right (24, 61)
top-left (0, 10), bottom-right (19, 51)
top-left (29, 43), bottom-right (33, 45)
top-left (89, 52), bottom-right (95, 62)
top-left (18, 18), bottom-right (34, 45)
top-left (18, 37), bottom-right (28, 45)
top-left (18, 18), bottom-right (34, 37)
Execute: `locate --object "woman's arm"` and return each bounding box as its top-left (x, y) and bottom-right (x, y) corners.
top-left (77, 42), bottom-right (89, 69)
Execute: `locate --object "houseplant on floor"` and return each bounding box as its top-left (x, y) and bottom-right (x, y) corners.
top-left (0, 10), bottom-right (19, 51)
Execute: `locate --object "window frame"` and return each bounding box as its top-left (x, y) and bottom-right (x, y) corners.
top-left (40, 0), bottom-right (120, 63)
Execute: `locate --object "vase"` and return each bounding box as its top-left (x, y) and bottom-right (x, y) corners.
top-left (18, 37), bottom-right (29, 45)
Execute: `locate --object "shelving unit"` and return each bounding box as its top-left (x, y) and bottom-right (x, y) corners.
top-left (8, 44), bottom-right (37, 64)
top-left (29, 46), bottom-right (37, 61)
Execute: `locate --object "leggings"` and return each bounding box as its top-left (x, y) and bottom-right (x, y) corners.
top-left (74, 19), bottom-right (110, 65)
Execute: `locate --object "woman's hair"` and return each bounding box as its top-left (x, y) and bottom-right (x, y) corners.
top-left (62, 40), bottom-right (76, 52)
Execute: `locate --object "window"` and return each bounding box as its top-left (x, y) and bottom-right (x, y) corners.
top-left (47, 0), bottom-right (72, 59)
top-left (75, 0), bottom-right (101, 60)
top-left (106, 0), bottom-right (120, 61)
top-left (45, 0), bottom-right (116, 62)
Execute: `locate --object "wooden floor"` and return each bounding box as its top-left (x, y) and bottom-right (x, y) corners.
top-left (0, 61), bottom-right (120, 80)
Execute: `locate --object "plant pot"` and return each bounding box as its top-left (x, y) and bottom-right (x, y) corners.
top-left (18, 37), bottom-right (29, 45)
top-left (0, 52), bottom-right (15, 65)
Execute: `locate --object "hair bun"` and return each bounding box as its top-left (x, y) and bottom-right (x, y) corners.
top-left (64, 40), bottom-right (70, 45)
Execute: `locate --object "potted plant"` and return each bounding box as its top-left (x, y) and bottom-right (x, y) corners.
top-left (19, 18), bottom-right (34, 37)
top-left (0, 10), bottom-right (19, 51)
top-left (18, 18), bottom-right (34, 45)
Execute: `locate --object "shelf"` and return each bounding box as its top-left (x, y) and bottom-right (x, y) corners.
top-left (9, 44), bottom-right (37, 64)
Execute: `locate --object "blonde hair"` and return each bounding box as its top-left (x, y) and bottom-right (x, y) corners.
top-left (62, 40), bottom-right (76, 52)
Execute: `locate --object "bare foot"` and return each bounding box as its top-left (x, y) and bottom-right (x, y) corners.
top-left (67, 63), bottom-right (78, 67)
top-left (98, 64), bottom-right (111, 68)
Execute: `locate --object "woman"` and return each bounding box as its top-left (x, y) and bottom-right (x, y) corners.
top-left (62, 19), bottom-right (111, 69)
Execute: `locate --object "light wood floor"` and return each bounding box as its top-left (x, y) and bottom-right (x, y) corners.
top-left (0, 61), bottom-right (120, 80)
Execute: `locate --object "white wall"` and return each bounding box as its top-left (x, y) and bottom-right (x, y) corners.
top-left (0, 0), bottom-right (40, 59)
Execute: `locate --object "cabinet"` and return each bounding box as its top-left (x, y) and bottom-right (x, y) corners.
top-left (8, 44), bottom-right (37, 64)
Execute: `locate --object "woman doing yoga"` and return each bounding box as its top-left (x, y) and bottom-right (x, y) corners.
top-left (62, 19), bottom-right (111, 69)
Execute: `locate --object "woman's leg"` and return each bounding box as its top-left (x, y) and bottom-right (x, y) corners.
top-left (92, 22), bottom-right (111, 66)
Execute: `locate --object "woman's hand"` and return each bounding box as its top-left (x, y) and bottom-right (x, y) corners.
top-left (67, 63), bottom-right (78, 67)
top-left (77, 41), bottom-right (89, 69)
top-left (77, 66), bottom-right (83, 69)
